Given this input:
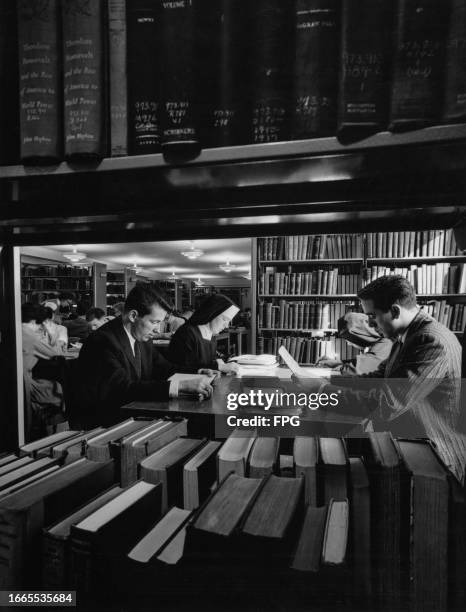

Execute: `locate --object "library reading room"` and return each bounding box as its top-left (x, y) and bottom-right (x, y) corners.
top-left (1, 1), bottom-right (466, 611)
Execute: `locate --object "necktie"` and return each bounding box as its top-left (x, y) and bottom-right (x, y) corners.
top-left (134, 341), bottom-right (142, 379)
top-left (384, 338), bottom-right (402, 378)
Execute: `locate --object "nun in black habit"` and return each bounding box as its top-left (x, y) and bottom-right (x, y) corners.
top-left (168, 294), bottom-right (240, 373)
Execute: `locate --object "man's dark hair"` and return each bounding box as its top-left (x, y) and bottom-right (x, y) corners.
top-left (21, 303), bottom-right (40, 323)
top-left (59, 292), bottom-right (75, 302)
top-left (86, 307), bottom-right (106, 322)
top-left (36, 306), bottom-right (54, 324)
top-left (358, 275), bottom-right (417, 312)
top-left (124, 284), bottom-right (173, 316)
top-left (76, 300), bottom-right (92, 317)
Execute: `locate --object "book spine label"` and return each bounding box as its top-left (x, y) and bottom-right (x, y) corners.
top-left (160, 0), bottom-right (198, 147)
top-left (62, 0), bottom-right (106, 159)
top-left (389, 0), bottom-right (449, 131)
top-left (197, 0), bottom-right (245, 148)
top-left (0, 0), bottom-right (19, 164)
top-left (338, 0), bottom-right (393, 133)
top-left (127, 0), bottom-right (161, 154)
top-left (17, 0), bottom-right (61, 162)
top-left (250, 0), bottom-right (294, 143)
top-left (42, 535), bottom-right (66, 588)
top-left (108, 0), bottom-right (128, 156)
top-left (292, 0), bottom-right (339, 138)
top-left (443, 0), bottom-right (466, 122)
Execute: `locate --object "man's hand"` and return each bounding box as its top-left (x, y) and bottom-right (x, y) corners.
top-left (217, 359), bottom-right (239, 375)
top-left (198, 369), bottom-right (220, 380)
top-left (179, 377), bottom-right (213, 400)
top-left (316, 357), bottom-right (343, 368)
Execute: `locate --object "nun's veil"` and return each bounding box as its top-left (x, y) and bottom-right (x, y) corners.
top-left (189, 294), bottom-right (239, 326)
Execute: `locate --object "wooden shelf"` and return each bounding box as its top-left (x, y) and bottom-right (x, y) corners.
top-left (2, 124), bottom-right (466, 179)
top-left (22, 275), bottom-right (91, 279)
top-left (260, 259), bottom-right (363, 265)
top-left (21, 289), bottom-right (90, 293)
top-left (259, 328), bottom-right (337, 333)
top-left (366, 256), bottom-right (466, 264)
top-left (259, 294), bottom-right (358, 299)
top-left (417, 294), bottom-right (466, 299)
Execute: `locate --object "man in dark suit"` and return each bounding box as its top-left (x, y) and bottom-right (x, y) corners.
top-left (77, 285), bottom-right (214, 427)
top-left (309, 275), bottom-right (466, 483)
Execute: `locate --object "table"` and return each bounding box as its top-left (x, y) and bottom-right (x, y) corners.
top-left (121, 375), bottom-right (364, 439)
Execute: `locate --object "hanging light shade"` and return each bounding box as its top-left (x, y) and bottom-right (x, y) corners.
top-left (181, 241), bottom-right (204, 260)
top-left (168, 270), bottom-right (179, 281)
top-left (242, 271), bottom-right (252, 280)
top-left (194, 277), bottom-right (205, 287)
top-left (128, 263), bottom-right (142, 274)
top-left (63, 247), bottom-right (86, 263)
top-left (219, 261), bottom-right (236, 272)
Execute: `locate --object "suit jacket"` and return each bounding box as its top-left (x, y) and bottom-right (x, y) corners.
top-left (77, 318), bottom-right (179, 427)
top-left (329, 310), bottom-right (466, 483)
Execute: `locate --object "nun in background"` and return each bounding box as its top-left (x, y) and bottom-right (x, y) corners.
top-left (168, 294), bottom-right (240, 374)
top-left (317, 312), bottom-right (393, 375)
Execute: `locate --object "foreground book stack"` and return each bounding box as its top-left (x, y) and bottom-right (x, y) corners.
top-left (0, 426), bottom-right (464, 611)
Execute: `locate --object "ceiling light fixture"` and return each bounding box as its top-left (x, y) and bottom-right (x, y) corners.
top-left (194, 277), bottom-right (205, 287)
top-left (63, 247), bottom-right (86, 263)
top-left (219, 261), bottom-right (237, 273)
top-left (242, 271), bottom-right (252, 281)
top-left (181, 241), bottom-right (204, 260)
top-left (168, 270), bottom-right (179, 281)
top-left (128, 263), bottom-right (142, 274)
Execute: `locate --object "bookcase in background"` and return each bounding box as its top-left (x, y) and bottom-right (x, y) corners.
top-left (21, 260), bottom-right (106, 310)
top-left (253, 229), bottom-right (466, 363)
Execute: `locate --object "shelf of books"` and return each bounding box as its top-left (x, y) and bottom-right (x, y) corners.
top-left (255, 229), bottom-right (466, 363)
top-left (21, 261), bottom-right (94, 306)
top-left (2, 423), bottom-right (463, 612)
top-left (1, 0), bottom-right (466, 183)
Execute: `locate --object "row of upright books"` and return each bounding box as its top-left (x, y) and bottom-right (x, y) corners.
top-left (2, 0), bottom-right (466, 165)
top-left (21, 277), bottom-right (92, 291)
top-left (258, 335), bottom-right (354, 364)
top-left (260, 268), bottom-right (361, 296)
top-left (259, 230), bottom-right (462, 263)
top-left (258, 300), bottom-right (349, 331)
top-left (366, 229), bottom-right (461, 259)
top-left (422, 301), bottom-right (466, 333)
top-left (260, 235), bottom-right (364, 261)
top-left (22, 264), bottom-right (91, 277)
top-left (1, 422), bottom-right (465, 611)
top-left (366, 262), bottom-right (466, 295)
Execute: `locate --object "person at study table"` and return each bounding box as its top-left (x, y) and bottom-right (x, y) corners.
top-left (168, 294), bottom-right (240, 374)
top-left (316, 312), bottom-right (393, 375)
top-left (77, 285), bottom-right (215, 427)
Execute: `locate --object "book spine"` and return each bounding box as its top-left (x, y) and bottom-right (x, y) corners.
top-left (160, 0), bottom-right (198, 150)
top-left (126, 0), bottom-right (161, 154)
top-left (108, 0), bottom-right (128, 156)
top-left (62, 0), bottom-right (106, 159)
top-left (249, 0), bottom-right (294, 143)
top-left (443, 0), bottom-right (466, 122)
top-left (292, 0), bottom-right (339, 138)
top-left (338, 0), bottom-right (393, 135)
top-left (17, 0), bottom-right (61, 162)
top-left (69, 534), bottom-right (93, 592)
top-left (197, 0), bottom-right (246, 148)
top-left (389, 0), bottom-right (449, 131)
top-left (0, 0), bottom-right (19, 164)
top-left (42, 534), bottom-right (66, 588)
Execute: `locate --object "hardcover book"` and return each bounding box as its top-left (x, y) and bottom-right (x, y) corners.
top-left (62, 0), bottom-right (107, 158)
top-left (17, 0), bottom-right (61, 162)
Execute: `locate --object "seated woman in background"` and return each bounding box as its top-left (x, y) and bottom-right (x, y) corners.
top-left (317, 312), bottom-right (392, 375)
top-left (168, 294), bottom-right (240, 374)
top-left (37, 306), bottom-right (68, 352)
